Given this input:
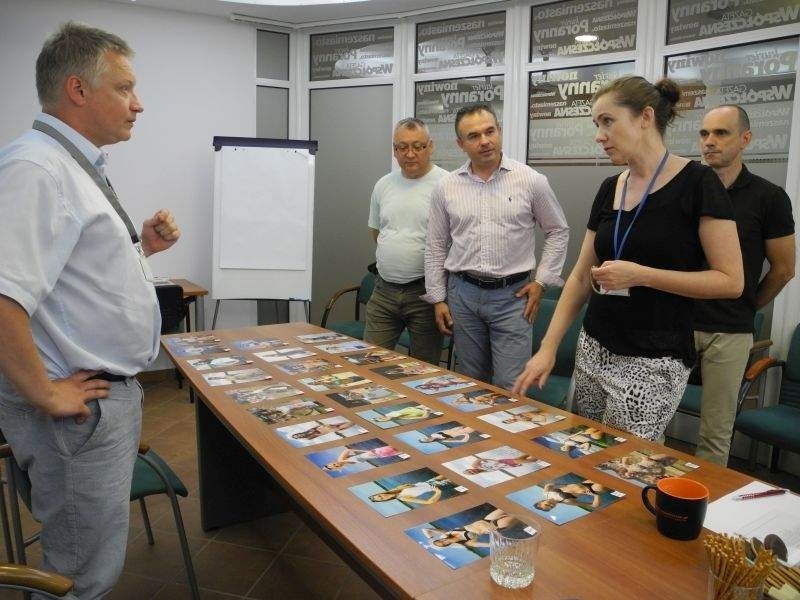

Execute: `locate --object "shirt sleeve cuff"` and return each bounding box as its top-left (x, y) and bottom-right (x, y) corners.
top-left (0, 280), bottom-right (38, 317)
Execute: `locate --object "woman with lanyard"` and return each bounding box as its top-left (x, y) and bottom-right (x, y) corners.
top-left (513, 76), bottom-right (743, 441)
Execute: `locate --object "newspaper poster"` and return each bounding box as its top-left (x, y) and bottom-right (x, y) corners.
top-left (310, 27), bottom-right (394, 81)
top-left (416, 12), bottom-right (505, 74)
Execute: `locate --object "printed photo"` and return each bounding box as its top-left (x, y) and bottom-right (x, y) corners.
top-left (306, 438), bottom-right (409, 478)
top-left (442, 445), bottom-right (550, 488)
top-left (225, 382), bottom-right (303, 404)
top-left (403, 374), bottom-right (475, 395)
top-left (326, 385), bottom-right (406, 408)
top-left (165, 334), bottom-right (221, 347)
top-left (248, 398), bottom-right (333, 425)
top-left (371, 361), bottom-right (441, 380)
top-left (349, 467), bottom-right (467, 517)
top-left (356, 401), bottom-right (441, 429)
top-left (186, 355), bottom-right (253, 371)
top-left (171, 343), bottom-right (230, 357)
top-left (315, 340), bottom-right (374, 354)
top-left (299, 371), bottom-right (370, 392)
top-left (477, 404), bottom-right (565, 433)
top-left (201, 368), bottom-right (270, 387)
top-left (437, 388), bottom-right (515, 412)
top-left (405, 503), bottom-right (534, 569)
top-left (274, 357), bottom-right (340, 375)
top-left (507, 472), bottom-right (625, 525)
top-left (254, 347), bottom-right (316, 363)
top-left (296, 332), bottom-right (349, 344)
top-left (394, 421), bottom-right (489, 455)
top-left (231, 338), bottom-right (287, 351)
top-left (274, 416), bottom-right (367, 448)
top-left (532, 425), bottom-right (626, 459)
top-left (595, 449), bottom-right (699, 487)
top-left (343, 349), bottom-right (406, 365)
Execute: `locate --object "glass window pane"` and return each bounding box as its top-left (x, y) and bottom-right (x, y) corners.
top-left (256, 86), bottom-right (289, 139)
top-left (257, 30), bottom-right (289, 80)
top-left (310, 28), bottom-right (394, 81)
top-left (665, 38), bottom-right (797, 159)
top-left (530, 0), bottom-right (638, 63)
top-left (415, 75), bottom-right (504, 171)
top-left (667, 1), bottom-right (800, 45)
top-left (528, 62), bottom-right (635, 161)
top-left (416, 12), bottom-right (506, 74)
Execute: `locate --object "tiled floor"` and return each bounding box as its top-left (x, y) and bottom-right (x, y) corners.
top-left (2, 372), bottom-right (798, 599)
top-left (0, 373), bottom-right (381, 600)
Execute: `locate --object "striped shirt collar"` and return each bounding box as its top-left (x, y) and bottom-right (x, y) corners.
top-left (456, 153), bottom-right (514, 181)
top-left (36, 112), bottom-right (108, 176)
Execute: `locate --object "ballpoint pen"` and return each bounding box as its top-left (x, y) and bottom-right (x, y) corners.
top-left (733, 488), bottom-right (788, 501)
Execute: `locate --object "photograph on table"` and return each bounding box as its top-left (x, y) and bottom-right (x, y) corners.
top-left (254, 347), bottom-right (316, 363)
top-left (533, 425), bottom-right (626, 459)
top-left (201, 367), bottom-right (270, 387)
top-left (594, 449), bottom-right (700, 487)
top-left (405, 503), bottom-right (535, 569)
top-left (170, 343), bottom-right (230, 357)
top-left (186, 355), bottom-right (253, 371)
top-left (274, 415), bottom-right (367, 448)
top-left (394, 421), bottom-right (489, 454)
top-left (165, 334), bottom-right (221, 347)
top-left (299, 371), bottom-right (371, 392)
top-left (327, 385), bottom-right (406, 408)
top-left (274, 357), bottom-right (341, 375)
top-left (442, 445), bottom-right (550, 487)
top-left (231, 338), bottom-right (288, 351)
top-left (296, 332), bottom-right (349, 344)
top-left (343, 349), bottom-right (407, 365)
top-left (306, 438), bottom-right (410, 478)
top-left (356, 401), bottom-right (441, 429)
top-left (315, 340), bottom-right (374, 354)
top-left (225, 381), bottom-right (304, 404)
top-left (349, 467), bottom-right (467, 517)
top-left (507, 472), bottom-right (625, 525)
top-left (248, 398), bottom-right (333, 425)
top-left (438, 388), bottom-right (516, 412)
top-left (403, 374), bottom-right (475, 395)
top-left (477, 404), bottom-right (565, 433)
top-left (371, 361), bottom-right (441, 380)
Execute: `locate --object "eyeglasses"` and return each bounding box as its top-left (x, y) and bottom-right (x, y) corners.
top-left (393, 142), bottom-right (429, 154)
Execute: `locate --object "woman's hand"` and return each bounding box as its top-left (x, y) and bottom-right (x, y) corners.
top-left (512, 347), bottom-right (557, 397)
top-left (590, 260), bottom-right (646, 291)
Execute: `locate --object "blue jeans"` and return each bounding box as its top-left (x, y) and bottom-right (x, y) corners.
top-left (0, 378), bottom-right (143, 600)
top-left (447, 274), bottom-right (533, 390)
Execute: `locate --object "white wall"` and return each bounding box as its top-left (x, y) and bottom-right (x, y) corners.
top-left (0, 0), bottom-right (258, 350)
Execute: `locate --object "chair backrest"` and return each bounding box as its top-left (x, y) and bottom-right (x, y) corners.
top-left (532, 299), bottom-right (587, 378)
top-left (780, 323), bottom-right (800, 409)
top-left (356, 272), bottom-right (376, 306)
top-left (155, 284), bottom-right (185, 334)
top-left (753, 310), bottom-right (766, 339)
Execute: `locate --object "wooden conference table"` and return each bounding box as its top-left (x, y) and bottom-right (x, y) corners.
top-left (161, 323), bottom-right (761, 600)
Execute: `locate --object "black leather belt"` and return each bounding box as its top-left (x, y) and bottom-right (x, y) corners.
top-left (454, 271), bottom-right (530, 290)
top-left (89, 372), bottom-right (128, 382)
top-left (378, 276), bottom-right (425, 289)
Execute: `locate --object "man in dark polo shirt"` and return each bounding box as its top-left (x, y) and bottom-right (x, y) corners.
top-left (694, 105), bottom-right (795, 465)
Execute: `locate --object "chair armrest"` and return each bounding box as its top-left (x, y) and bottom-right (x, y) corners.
top-left (749, 339), bottom-right (773, 355)
top-left (0, 563), bottom-right (73, 597)
top-left (320, 285), bottom-right (359, 327)
top-left (743, 357), bottom-right (783, 382)
top-left (138, 442), bottom-right (150, 455)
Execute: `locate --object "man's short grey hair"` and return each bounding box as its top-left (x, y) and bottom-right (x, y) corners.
top-left (36, 21), bottom-right (133, 109)
top-left (393, 117), bottom-right (430, 138)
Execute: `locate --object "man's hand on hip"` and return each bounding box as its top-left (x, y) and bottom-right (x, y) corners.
top-left (434, 302), bottom-right (454, 335)
top-left (41, 371), bottom-right (111, 424)
top-left (516, 281), bottom-right (544, 323)
top-left (141, 209), bottom-right (180, 256)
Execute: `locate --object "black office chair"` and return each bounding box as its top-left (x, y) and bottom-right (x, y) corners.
top-left (156, 284), bottom-right (189, 389)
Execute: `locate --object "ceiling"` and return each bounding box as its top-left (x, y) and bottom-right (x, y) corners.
top-left (104, 0), bottom-right (495, 26)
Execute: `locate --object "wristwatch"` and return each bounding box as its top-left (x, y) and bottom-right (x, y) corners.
top-left (533, 279), bottom-right (547, 291)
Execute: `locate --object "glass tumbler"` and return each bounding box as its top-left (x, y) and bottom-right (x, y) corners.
top-left (489, 518), bottom-right (541, 589)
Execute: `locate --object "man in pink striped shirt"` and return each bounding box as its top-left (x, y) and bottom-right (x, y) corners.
top-left (422, 104), bottom-right (569, 390)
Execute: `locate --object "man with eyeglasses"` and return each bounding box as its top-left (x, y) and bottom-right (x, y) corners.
top-left (364, 118), bottom-right (448, 364)
top-left (423, 104), bottom-right (569, 390)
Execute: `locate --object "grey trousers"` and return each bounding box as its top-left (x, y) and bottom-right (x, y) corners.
top-left (0, 378), bottom-right (143, 600)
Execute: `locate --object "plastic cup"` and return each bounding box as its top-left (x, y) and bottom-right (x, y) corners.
top-left (706, 569), bottom-right (763, 600)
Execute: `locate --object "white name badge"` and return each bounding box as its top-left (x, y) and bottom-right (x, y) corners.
top-left (599, 285), bottom-right (630, 297)
top-left (134, 242), bottom-right (155, 283)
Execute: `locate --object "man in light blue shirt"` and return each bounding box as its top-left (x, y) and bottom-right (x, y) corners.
top-left (365, 118), bottom-right (448, 364)
top-left (0, 23), bottom-right (179, 599)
